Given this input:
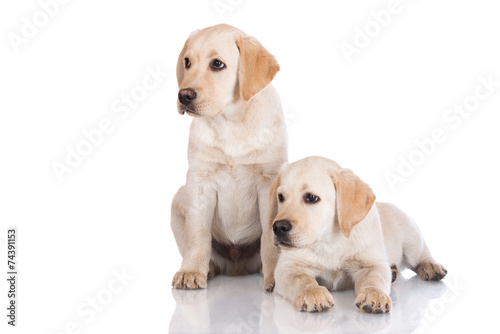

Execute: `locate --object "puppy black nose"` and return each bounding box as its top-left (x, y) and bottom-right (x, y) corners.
top-left (273, 220), bottom-right (292, 237)
top-left (178, 88), bottom-right (197, 106)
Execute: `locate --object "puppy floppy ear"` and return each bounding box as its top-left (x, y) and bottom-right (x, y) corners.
top-left (331, 169), bottom-right (376, 238)
top-left (176, 30), bottom-right (199, 87)
top-left (176, 39), bottom-right (188, 87)
top-left (268, 175), bottom-right (281, 229)
top-left (235, 35), bottom-right (280, 102)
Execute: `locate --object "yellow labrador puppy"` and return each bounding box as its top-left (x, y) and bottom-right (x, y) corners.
top-left (270, 156), bottom-right (447, 313)
top-left (171, 24), bottom-right (287, 290)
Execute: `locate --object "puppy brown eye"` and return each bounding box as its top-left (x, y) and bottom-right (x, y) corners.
top-left (184, 58), bottom-right (191, 69)
top-left (304, 193), bottom-right (320, 204)
top-left (211, 59), bottom-right (225, 70)
top-left (278, 193), bottom-right (284, 203)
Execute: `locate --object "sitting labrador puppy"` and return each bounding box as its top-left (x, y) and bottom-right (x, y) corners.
top-left (171, 24), bottom-right (287, 290)
top-left (270, 156), bottom-right (447, 313)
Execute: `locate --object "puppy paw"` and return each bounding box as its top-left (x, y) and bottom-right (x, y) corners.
top-left (355, 288), bottom-right (391, 314)
top-left (172, 271), bottom-right (207, 289)
top-left (263, 274), bottom-right (275, 292)
top-left (260, 266), bottom-right (276, 292)
top-left (391, 264), bottom-right (399, 284)
top-left (416, 261), bottom-right (447, 281)
top-left (208, 261), bottom-right (220, 280)
top-left (264, 278), bottom-right (275, 292)
top-left (294, 286), bottom-right (334, 312)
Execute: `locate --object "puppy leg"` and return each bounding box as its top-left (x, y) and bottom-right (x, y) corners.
top-left (275, 263), bottom-right (334, 312)
top-left (260, 233), bottom-right (279, 291)
top-left (399, 214), bottom-right (447, 281)
top-left (258, 186), bottom-right (279, 291)
top-left (171, 184), bottom-right (217, 289)
top-left (171, 186), bottom-right (187, 254)
top-left (409, 241), bottom-right (447, 281)
top-left (352, 264), bottom-right (392, 314)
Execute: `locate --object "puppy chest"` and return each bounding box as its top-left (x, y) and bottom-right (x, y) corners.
top-left (212, 168), bottom-right (262, 243)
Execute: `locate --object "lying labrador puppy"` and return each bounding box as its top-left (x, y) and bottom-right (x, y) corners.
top-left (171, 24), bottom-right (287, 290)
top-left (270, 156), bottom-right (447, 313)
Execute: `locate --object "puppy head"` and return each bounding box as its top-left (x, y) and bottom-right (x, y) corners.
top-left (176, 24), bottom-right (279, 117)
top-left (269, 157), bottom-right (376, 249)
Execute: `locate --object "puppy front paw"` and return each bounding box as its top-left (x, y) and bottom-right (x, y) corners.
top-left (294, 286), bottom-right (334, 312)
top-left (416, 261), bottom-right (447, 281)
top-left (260, 266), bottom-right (276, 292)
top-left (172, 271), bottom-right (207, 289)
top-left (262, 270), bottom-right (275, 292)
top-left (264, 276), bottom-right (275, 292)
top-left (355, 288), bottom-right (391, 314)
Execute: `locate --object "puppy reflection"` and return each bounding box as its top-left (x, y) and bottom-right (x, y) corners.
top-left (169, 273), bottom-right (448, 333)
top-left (169, 275), bottom-right (272, 334)
top-left (270, 156), bottom-right (447, 313)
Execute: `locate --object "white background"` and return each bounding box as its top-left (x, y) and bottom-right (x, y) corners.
top-left (1, 0), bottom-right (499, 333)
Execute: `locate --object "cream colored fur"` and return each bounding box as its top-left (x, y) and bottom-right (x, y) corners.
top-left (171, 24), bottom-right (287, 290)
top-left (271, 156), bottom-right (447, 313)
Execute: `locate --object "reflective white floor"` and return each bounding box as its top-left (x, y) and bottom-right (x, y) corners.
top-left (169, 272), bottom-right (449, 334)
